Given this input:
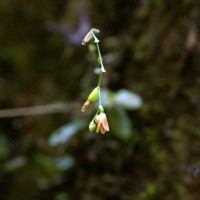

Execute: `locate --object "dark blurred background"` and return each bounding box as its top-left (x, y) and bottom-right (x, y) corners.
top-left (0, 0), bottom-right (200, 199)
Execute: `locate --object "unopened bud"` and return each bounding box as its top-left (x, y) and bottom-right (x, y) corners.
top-left (89, 121), bottom-right (96, 132)
top-left (82, 28), bottom-right (100, 45)
top-left (82, 31), bottom-right (93, 45)
top-left (88, 87), bottom-right (99, 102)
top-left (81, 87), bottom-right (99, 112)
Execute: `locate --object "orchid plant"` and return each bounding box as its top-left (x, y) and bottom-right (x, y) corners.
top-left (81, 28), bottom-right (109, 134)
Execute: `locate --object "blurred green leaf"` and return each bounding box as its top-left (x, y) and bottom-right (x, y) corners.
top-left (146, 183), bottom-right (158, 197)
top-left (102, 89), bottom-right (143, 110)
top-left (55, 155), bottom-right (75, 171)
top-left (114, 89), bottom-right (143, 110)
top-left (48, 119), bottom-right (86, 146)
top-left (34, 154), bottom-right (57, 176)
top-left (108, 107), bottom-right (133, 141)
top-left (101, 89), bottom-right (114, 107)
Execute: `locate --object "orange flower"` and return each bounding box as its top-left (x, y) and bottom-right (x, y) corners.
top-left (95, 113), bottom-right (109, 134)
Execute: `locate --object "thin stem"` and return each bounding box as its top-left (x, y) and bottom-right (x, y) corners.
top-left (99, 86), bottom-right (102, 106)
top-left (91, 30), bottom-right (106, 107)
top-left (91, 31), bottom-right (105, 72)
top-left (98, 72), bottom-right (103, 87)
top-left (96, 43), bottom-right (106, 72)
top-left (98, 72), bottom-right (103, 106)
top-left (96, 42), bottom-right (103, 66)
top-left (91, 108), bottom-right (100, 122)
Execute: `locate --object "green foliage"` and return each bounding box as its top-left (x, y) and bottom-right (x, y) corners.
top-left (108, 106), bottom-right (133, 141)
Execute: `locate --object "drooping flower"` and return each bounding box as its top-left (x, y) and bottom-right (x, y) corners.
top-left (95, 113), bottom-right (109, 134)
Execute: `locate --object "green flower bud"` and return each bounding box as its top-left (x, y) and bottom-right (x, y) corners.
top-left (89, 122), bottom-right (96, 132)
top-left (88, 87), bottom-right (99, 102)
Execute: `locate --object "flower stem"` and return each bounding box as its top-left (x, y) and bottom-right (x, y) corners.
top-left (91, 31), bottom-right (105, 72)
top-left (98, 71), bottom-right (103, 106)
top-left (91, 30), bottom-right (104, 107)
top-left (98, 86), bottom-right (102, 107)
top-left (96, 43), bottom-right (106, 72)
top-left (91, 108), bottom-right (100, 123)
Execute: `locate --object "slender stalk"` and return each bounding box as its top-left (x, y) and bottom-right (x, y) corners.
top-left (96, 43), bottom-right (103, 66)
top-left (91, 31), bottom-right (105, 72)
top-left (96, 43), bottom-right (106, 72)
top-left (91, 108), bottom-right (100, 123)
top-left (91, 30), bottom-right (105, 107)
top-left (98, 72), bottom-right (103, 106)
